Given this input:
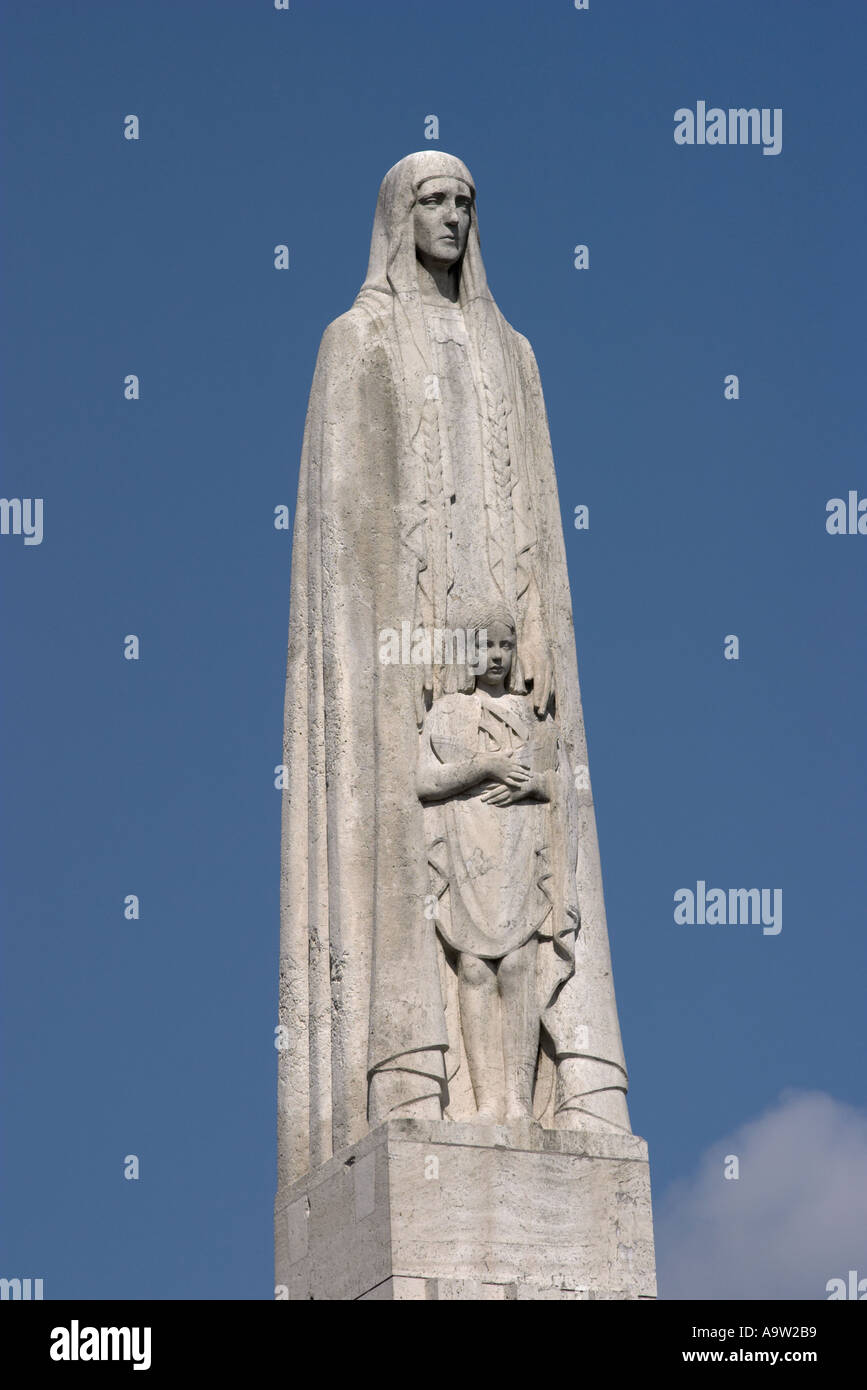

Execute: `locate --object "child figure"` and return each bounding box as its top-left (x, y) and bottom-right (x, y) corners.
top-left (416, 604), bottom-right (578, 1123)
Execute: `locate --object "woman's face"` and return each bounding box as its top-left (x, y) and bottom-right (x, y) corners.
top-left (413, 177), bottom-right (472, 267)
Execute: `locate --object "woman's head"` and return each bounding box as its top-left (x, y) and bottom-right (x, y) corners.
top-left (357, 151), bottom-right (481, 305)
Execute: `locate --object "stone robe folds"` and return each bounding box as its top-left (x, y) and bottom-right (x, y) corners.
top-left (278, 152), bottom-right (630, 1191)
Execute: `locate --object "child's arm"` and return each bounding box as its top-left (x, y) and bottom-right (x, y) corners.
top-left (417, 748), bottom-right (530, 803)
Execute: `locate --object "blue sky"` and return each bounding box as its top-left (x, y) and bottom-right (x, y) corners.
top-left (2, 0), bottom-right (865, 1299)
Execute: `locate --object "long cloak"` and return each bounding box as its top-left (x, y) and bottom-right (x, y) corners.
top-left (278, 152), bottom-right (630, 1192)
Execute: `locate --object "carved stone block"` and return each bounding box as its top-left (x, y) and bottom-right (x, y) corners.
top-left (275, 1119), bottom-right (656, 1301)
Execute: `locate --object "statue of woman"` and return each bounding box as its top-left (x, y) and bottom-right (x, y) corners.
top-left (417, 606), bottom-right (579, 1124)
top-left (278, 152), bottom-right (630, 1193)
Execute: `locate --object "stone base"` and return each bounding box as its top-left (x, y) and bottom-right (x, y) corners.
top-left (275, 1119), bottom-right (656, 1300)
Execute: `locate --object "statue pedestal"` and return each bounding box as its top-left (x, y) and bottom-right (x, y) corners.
top-left (275, 1119), bottom-right (656, 1300)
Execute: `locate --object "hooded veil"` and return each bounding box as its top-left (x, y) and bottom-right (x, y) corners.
top-left (278, 152), bottom-right (630, 1192)
top-left (353, 151), bottom-right (545, 703)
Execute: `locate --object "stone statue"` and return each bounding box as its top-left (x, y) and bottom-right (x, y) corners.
top-left (417, 604), bottom-right (578, 1125)
top-left (278, 152), bottom-right (632, 1194)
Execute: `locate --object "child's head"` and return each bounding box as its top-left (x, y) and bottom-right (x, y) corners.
top-left (466, 603), bottom-right (520, 693)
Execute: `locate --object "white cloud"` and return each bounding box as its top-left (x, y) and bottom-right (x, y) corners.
top-left (655, 1090), bottom-right (867, 1300)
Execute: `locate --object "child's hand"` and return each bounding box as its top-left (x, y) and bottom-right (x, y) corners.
top-left (482, 752), bottom-right (530, 788)
top-left (482, 774), bottom-right (540, 806)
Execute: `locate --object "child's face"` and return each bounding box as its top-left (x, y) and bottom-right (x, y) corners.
top-left (476, 621), bottom-right (515, 688)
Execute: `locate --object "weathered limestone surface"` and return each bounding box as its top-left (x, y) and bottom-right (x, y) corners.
top-left (276, 151), bottom-right (657, 1299)
top-left (275, 1120), bottom-right (656, 1301)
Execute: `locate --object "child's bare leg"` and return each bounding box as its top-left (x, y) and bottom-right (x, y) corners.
top-left (458, 952), bottom-right (503, 1121)
top-left (498, 938), bottom-right (540, 1121)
